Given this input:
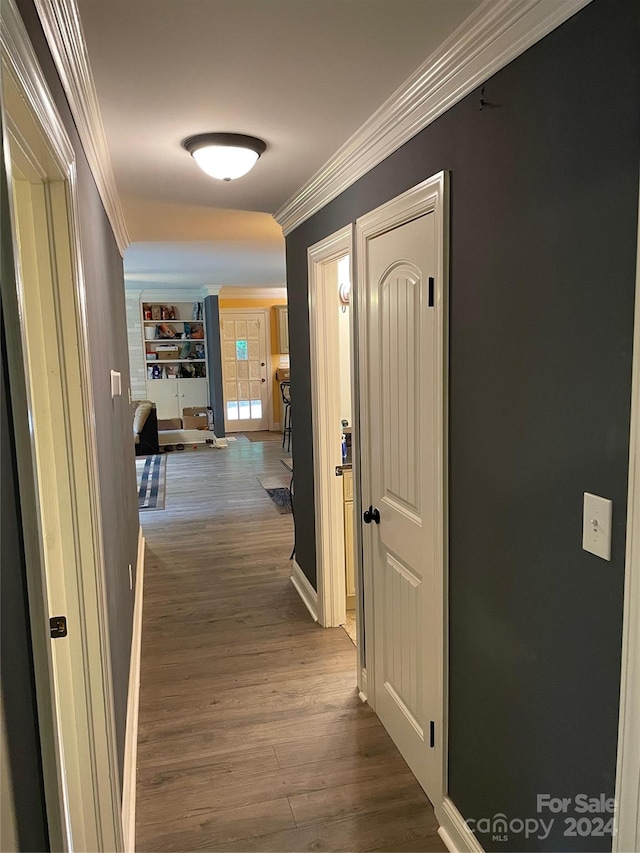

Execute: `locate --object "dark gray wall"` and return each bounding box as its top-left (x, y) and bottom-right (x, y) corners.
top-left (204, 295), bottom-right (225, 437)
top-left (285, 1), bottom-right (640, 849)
top-left (1, 134), bottom-right (49, 852)
top-left (12, 0), bottom-right (139, 783)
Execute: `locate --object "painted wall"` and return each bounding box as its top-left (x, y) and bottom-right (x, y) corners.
top-left (204, 295), bottom-right (225, 437)
top-left (14, 0), bottom-right (140, 785)
top-left (218, 297), bottom-right (288, 424)
top-left (285, 1), bottom-right (640, 849)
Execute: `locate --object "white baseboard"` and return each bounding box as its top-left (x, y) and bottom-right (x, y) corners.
top-left (290, 560), bottom-right (318, 622)
top-left (358, 667), bottom-right (368, 702)
top-left (212, 434), bottom-right (228, 448)
top-left (439, 826), bottom-right (458, 853)
top-left (438, 797), bottom-right (485, 853)
top-left (122, 527), bottom-right (145, 852)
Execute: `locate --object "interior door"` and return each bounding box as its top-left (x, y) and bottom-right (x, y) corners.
top-left (362, 205), bottom-right (444, 803)
top-left (220, 312), bottom-right (269, 431)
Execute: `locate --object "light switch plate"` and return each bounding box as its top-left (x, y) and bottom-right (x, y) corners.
top-left (583, 493), bottom-right (612, 561)
top-left (110, 370), bottom-right (122, 398)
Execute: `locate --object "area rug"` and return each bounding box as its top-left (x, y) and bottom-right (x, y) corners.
top-left (243, 431), bottom-right (282, 443)
top-left (136, 454), bottom-right (167, 511)
top-left (257, 474), bottom-right (293, 514)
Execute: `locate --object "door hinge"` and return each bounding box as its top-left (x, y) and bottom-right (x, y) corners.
top-left (429, 720), bottom-right (435, 748)
top-left (50, 616), bottom-right (67, 638)
top-left (428, 277), bottom-right (435, 308)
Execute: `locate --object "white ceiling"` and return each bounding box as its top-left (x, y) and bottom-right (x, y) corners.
top-left (77, 0), bottom-right (480, 288)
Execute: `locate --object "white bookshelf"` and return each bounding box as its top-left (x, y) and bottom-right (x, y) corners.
top-left (141, 300), bottom-right (209, 420)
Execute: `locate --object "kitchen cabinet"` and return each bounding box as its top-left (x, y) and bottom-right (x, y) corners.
top-left (276, 306), bottom-right (289, 353)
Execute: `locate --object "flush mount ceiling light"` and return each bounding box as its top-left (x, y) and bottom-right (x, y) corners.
top-left (183, 133), bottom-right (267, 181)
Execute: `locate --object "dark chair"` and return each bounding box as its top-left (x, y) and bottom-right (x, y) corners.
top-left (280, 381), bottom-right (291, 452)
top-left (133, 401), bottom-right (159, 456)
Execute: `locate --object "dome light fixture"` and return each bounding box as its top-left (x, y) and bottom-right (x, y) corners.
top-left (182, 133), bottom-right (267, 181)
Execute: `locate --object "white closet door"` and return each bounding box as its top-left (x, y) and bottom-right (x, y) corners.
top-left (361, 204), bottom-right (444, 804)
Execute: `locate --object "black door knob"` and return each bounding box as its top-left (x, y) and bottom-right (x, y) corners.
top-left (363, 506), bottom-right (380, 524)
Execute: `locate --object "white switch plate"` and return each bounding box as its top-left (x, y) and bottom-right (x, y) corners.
top-left (110, 370), bottom-right (121, 398)
top-left (583, 493), bottom-right (612, 561)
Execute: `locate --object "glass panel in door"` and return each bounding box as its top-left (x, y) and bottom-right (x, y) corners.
top-left (221, 312), bottom-right (269, 431)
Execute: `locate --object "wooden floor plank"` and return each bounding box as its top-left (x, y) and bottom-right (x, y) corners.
top-left (136, 442), bottom-right (445, 852)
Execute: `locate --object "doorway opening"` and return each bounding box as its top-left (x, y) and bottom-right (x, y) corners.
top-left (307, 225), bottom-right (366, 690)
top-left (337, 254), bottom-right (357, 646)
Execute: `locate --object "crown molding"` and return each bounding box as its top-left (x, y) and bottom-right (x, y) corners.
top-left (219, 286), bottom-right (287, 300)
top-left (200, 285), bottom-right (222, 299)
top-left (1, 0), bottom-right (74, 171)
top-left (274, 0), bottom-right (592, 236)
top-left (133, 287), bottom-right (206, 302)
top-left (31, 0), bottom-right (130, 256)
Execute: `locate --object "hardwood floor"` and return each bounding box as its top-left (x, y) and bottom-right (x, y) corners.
top-left (136, 441), bottom-right (445, 852)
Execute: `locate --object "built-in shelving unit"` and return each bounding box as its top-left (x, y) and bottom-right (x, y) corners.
top-left (141, 301), bottom-right (209, 420)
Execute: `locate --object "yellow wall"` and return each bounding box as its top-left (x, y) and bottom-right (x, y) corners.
top-left (218, 297), bottom-right (287, 423)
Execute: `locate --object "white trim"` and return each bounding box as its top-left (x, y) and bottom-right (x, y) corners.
top-left (132, 286), bottom-right (207, 302)
top-left (358, 668), bottom-right (368, 703)
top-left (437, 797), bottom-right (485, 853)
top-left (219, 287), bottom-right (287, 300)
top-left (200, 285), bottom-right (221, 298)
top-left (30, 0), bottom-right (130, 255)
top-left (356, 172), bottom-right (449, 804)
top-left (1, 1), bottom-right (124, 847)
top-left (274, 0), bottom-right (592, 235)
top-left (614, 175), bottom-right (640, 853)
top-left (307, 225), bottom-right (353, 629)
top-left (122, 528), bottom-right (145, 853)
top-left (290, 561), bottom-right (318, 622)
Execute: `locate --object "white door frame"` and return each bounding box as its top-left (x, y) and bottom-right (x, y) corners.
top-left (219, 307), bottom-right (273, 431)
top-left (1, 1), bottom-right (123, 848)
top-left (308, 226), bottom-right (353, 628)
top-left (356, 172), bottom-right (449, 804)
top-left (614, 176), bottom-right (640, 853)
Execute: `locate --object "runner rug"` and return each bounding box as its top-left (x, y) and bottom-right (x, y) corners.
top-left (136, 454), bottom-right (167, 511)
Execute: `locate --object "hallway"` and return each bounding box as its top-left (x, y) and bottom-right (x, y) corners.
top-left (136, 439), bottom-right (445, 852)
